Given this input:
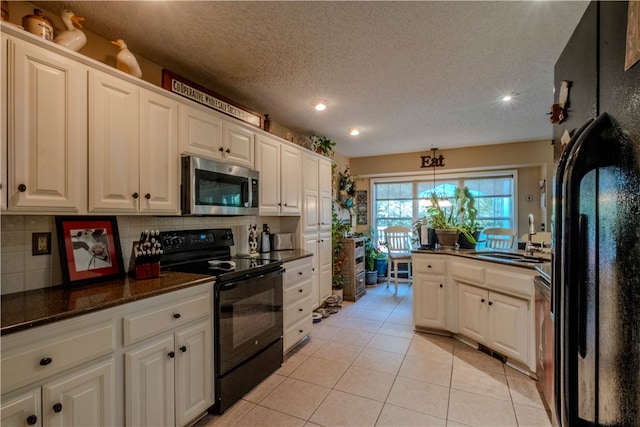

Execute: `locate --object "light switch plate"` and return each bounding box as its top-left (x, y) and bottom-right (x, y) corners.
top-left (32, 232), bottom-right (52, 255)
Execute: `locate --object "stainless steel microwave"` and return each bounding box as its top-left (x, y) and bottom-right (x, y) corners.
top-left (181, 156), bottom-right (259, 215)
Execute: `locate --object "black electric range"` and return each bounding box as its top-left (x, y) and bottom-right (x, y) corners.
top-left (160, 228), bottom-right (283, 281)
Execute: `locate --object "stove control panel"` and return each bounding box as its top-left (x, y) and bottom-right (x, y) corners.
top-left (161, 228), bottom-right (234, 254)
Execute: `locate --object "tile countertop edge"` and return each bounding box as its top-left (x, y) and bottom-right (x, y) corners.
top-left (1, 272), bottom-right (214, 336)
top-left (1, 250), bottom-right (311, 335)
top-left (411, 248), bottom-right (551, 270)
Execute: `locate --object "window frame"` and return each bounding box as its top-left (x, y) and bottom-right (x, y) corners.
top-left (370, 169), bottom-right (518, 242)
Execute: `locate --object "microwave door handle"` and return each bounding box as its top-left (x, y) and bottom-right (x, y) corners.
top-left (241, 181), bottom-right (249, 206)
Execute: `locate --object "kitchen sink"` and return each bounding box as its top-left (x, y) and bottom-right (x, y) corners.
top-left (473, 251), bottom-right (549, 264)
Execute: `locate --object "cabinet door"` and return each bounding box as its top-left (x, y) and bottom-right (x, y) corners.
top-left (413, 273), bottom-right (447, 330)
top-left (280, 144), bottom-right (302, 215)
top-left (0, 388), bottom-right (41, 427)
top-left (488, 292), bottom-right (529, 363)
top-left (255, 135), bottom-right (280, 215)
top-left (318, 159), bottom-right (333, 231)
top-left (88, 70), bottom-right (139, 213)
top-left (318, 232), bottom-right (332, 303)
top-left (126, 336), bottom-right (175, 427)
top-left (175, 321), bottom-right (212, 427)
top-left (139, 89), bottom-right (180, 214)
top-left (9, 37), bottom-right (86, 211)
top-left (1, 36), bottom-right (7, 211)
top-left (178, 104), bottom-right (223, 159)
top-left (303, 234), bottom-right (320, 308)
top-left (457, 284), bottom-right (488, 344)
top-left (43, 360), bottom-right (114, 427)
top-left (302, 155), bottom-right (319, 233)
top-left (222, 121), bottom-right (253, 168)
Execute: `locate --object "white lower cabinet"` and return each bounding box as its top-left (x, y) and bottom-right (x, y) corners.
top-left (413, 273), bottom-right (447, 330)
top-left (0, 360), bottom-right (114, 427)
top-left (283, 257), bottom-right (313, 353)
top-left (458, 283), bottom-right (529, 364)
top-left (125, 320), bottom-right (212, 427)
top-left (303, 232), bottom-right (332, 309)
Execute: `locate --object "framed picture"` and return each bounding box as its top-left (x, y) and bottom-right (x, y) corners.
top-left (55, 216), bottom-right (125, 285)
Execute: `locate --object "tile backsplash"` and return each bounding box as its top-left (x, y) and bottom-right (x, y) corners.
top-left (0, 214), bottom-right (298, 295)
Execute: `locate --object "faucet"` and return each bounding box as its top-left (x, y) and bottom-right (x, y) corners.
top-left (525, 213), bottom-right (538, 255)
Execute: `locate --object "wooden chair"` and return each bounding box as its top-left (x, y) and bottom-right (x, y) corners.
top-left (482, 227), bottom-right (517, 249)
top-left (382, 226), bottom-right (412, 295)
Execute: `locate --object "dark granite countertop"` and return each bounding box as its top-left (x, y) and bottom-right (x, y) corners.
top-left (1, 272), bottom-right (213, 336)
top-left (412, 247), bottom-right (551, 270)
top-left (1, 250), bottom-right (312, 336)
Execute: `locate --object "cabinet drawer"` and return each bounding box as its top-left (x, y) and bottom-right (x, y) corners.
top-left (284, 316), bottom-right (312, 352)
top-left (450, 260), bottom-right (485, 285)
top-left (354, 246), bottom-right (365, 259)
top-left (412, 257), bottom-right (446, 274)
top-left (124, 293), bottom-right (211, 345)
top-left (1, 324), bottom-right (115, 393)
top-left (284, 295), bottom-right (312, 326)
top-left (355, 261), bottom-right (365, 274)
top-left (284, 258), bottom-right (313, 287)
top-left (486, 267), bottom-right (534, 298)
top-left (284, 278), bottom-right (312, 304)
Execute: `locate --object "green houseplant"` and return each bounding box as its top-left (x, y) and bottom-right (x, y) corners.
top-left (315, 136), bottom-right (337, 158)
top-left (364, 228), bottom-right (380, 285)
top-left (426, 191), bottom-right (477, 247)
top-left (454, 186), bottom-right (482, 249)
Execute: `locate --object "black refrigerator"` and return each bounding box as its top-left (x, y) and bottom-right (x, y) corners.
top-left (552, 1), bottom-right (640, 426)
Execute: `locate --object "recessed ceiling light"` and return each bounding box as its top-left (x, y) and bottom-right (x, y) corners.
top-left (498, 92), bottom-right (519, 102)
top-left (349, 128), bottom-right (360, 136)
top-left (311, 99), bottom-right (327, 111)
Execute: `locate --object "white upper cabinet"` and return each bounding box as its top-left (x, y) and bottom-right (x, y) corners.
top-left (1, 36), bottom-right (7, 211)
top-left (255, 134), bottom-right (301, 216)
top-left (178, 104), bottom-right (224, 159)
top-left (7, 36), bottom-right (87, 212)
top-left (88, 69), bottom-right (180, 214)
top-left (222, 121), bottom-right (254, 168)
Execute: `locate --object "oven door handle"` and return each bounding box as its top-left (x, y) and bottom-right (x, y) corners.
top-left (220, 282), bottom-right (237, 290)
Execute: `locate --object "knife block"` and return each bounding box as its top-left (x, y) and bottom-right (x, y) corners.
top-left (128, 242), bottom-right (161, 280)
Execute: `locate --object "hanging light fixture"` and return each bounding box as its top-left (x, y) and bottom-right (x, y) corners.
top-left (425, 147), bottom-right (450, 208)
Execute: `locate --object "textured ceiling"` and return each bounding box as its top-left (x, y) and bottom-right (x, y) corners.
top-left (34, 1), bottom-right (589, 158)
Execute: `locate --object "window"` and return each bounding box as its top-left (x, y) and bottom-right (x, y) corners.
top-left (372, 172), bottom-right (516, 243)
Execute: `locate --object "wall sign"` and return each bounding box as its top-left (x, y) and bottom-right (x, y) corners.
top-left (162, 69), bottom-right (262, 128)
top-left (420, 153), bottom-right (445, 168)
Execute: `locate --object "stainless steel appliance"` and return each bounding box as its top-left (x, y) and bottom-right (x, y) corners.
top-left (160, 228), bottom-right (283, 414)
top-left (553, 2), bottom-right (640, 425)
top-left (271, 232), bottom-right (295, 250)
top-left (181, 156), bottom-right (259, 216)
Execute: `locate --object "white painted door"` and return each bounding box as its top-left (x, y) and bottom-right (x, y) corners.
top-left (0, 388), bottom-right (41, 427)
top-left (222, 121), bottom-right (254, 168)
top-left (9, 37), bottom-right (86, 211)
top-left (488, 292), bottom-right (529, 363)
top-left (280, 144), bottom-right (302, 215)
top-left (457, 283), bottom-right (488, 344)
top-left (139, 89), bottom-right (180, 214)
top-left (1, 36), bottom-right (7, 211)
top-left (43, 360), bottom-right (114, 427)
top-left (178, 104), bottom-right (223, 159)
top-left (302, 155), bottom-right (319, 233)
top-left (318, 158), bottom-right (333, 231)
top-left (88, 70), bottom-right (139, 212)
top-left (175, 321), bottom-right (212, 427)
top-left (318, 231), bottom-right (332, 304)
top-left (413, 274), bottom-right (447, 330)
top-left (255, 135), bottom-right (281, 215)
top-left (126, 336), bottom-right (175, 427)
top-left (303, 233), bottom-right (320, 308)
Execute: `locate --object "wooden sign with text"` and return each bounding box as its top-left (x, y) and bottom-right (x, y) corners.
top-left (420, 153), bottom-right (445, 168)
top-left (162, 69), bottom-right (262, 129)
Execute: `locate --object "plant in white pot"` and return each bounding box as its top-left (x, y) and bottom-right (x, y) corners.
top-left (426, 192), bottom-right (476, 248)
top-left (364, 230), bottom-right (380, 285)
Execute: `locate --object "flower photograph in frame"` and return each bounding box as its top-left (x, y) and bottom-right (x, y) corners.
top-left (55, 216), bottom-right (125, 285)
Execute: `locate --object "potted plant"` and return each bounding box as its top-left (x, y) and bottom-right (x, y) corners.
top-left (315, 136), bottom-right (336, 158)
top-left (426, 191), bottom-right (476, 248)
top-left (364, 228), bottom-right (379, 285)
top-left (454, 186), bottom-right (482, 249)
top-left (332, 275), bottom-right (345, 298)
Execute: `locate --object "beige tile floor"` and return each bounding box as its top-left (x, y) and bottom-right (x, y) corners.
top-left (197, 282), bottom-right (552, 427)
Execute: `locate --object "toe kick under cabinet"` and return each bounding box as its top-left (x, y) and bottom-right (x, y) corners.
top-left (283, 257), bottom-right (314, 353)
top-left (412, 253), bottom-right (537, 373)
top-left (0, 282), bottom-right (213, 427)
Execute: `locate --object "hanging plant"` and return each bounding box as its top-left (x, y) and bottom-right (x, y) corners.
top-left (336, 167), bottom-right (357, 213)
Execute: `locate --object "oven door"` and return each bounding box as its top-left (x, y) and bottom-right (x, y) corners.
top-left (216, 268), bottom-right (283, 375)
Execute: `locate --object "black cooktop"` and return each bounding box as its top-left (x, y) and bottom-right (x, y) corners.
top-left (159, 228), bottom-right (282, 282)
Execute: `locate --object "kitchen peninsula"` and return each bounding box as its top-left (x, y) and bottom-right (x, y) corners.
top-left (412, 248), bottom-right (550, 375)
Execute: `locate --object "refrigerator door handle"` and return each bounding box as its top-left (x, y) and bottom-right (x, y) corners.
top-left (577, 213), bottom-right (588, 360)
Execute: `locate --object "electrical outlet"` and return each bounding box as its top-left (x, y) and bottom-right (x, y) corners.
top-left (32, 232), bottom-right (52, 256)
